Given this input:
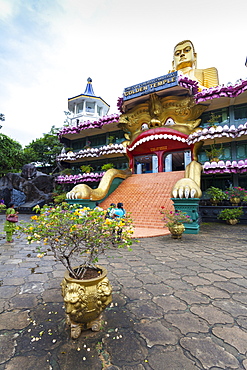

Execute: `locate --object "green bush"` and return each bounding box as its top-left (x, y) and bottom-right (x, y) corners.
top-left (101, 163), bottom-right (114, 171)
top-left (53, 193), bottom-right (67, 204)
top-left (206, 187), bottom-right (227, 203)
top-left (217, 207), bottom-right (243, 221)
top-left (80, 165), bottom-right (93, 173)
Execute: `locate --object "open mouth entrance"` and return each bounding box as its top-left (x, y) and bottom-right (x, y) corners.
top-left (133, 151), bottom-right (191, 174)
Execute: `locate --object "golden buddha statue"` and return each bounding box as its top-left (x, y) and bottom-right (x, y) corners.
top-left (171, 40), bottom-right (219, 90)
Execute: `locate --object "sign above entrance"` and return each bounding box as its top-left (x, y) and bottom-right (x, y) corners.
top-left (123, 72), bottom-right (178, 101)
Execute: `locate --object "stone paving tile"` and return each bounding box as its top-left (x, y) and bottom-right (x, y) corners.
top-left (213, 326), bottom-right (247, 354)
top-left (1, 218), bottom-right (247, 369)
top-left (173, 289), bottom-right (210, 305)
top-left (164, 311), bottom-right (209, 334)
top-left (212, 299), bottom-right (247, 317)
top-left (214, 269), bottom-right (243, 279)
top-left (135, 320), bottom-right (179, 347)
top-left (195, 285), bottom-right (231, 299)
top-left (147, 346), bottom-right (199, 370)
top-left (190, 304), bottom-right (234, 325)
top-left (213, 281), bottom-right (247, 294)
top-left (180, 336), bottom-right (240, 369)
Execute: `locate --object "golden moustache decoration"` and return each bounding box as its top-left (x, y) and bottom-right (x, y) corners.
top-left (118, 94), bottom-right (207, 143)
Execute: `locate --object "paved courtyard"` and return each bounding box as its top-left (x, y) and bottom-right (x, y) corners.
top-left (1, 214), bottom-right (247, 369)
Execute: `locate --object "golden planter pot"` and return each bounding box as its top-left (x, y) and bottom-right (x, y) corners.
top-left (230, 197), bottom-right (241, 206)
top-left (168, 224), bottom-right (185, 239)
top-left (226, 219), bottom-right (238, 225)
top-left (61, 265), bottom-right (112, 339)
top-left (210, 199), bottom-right (218, 206)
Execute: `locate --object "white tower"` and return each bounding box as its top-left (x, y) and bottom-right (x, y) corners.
top-left (67, 78), bottom-right (110, 126)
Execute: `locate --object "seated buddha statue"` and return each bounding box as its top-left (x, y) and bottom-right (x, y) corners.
top-left (171, 40), bottom-right (219, 90)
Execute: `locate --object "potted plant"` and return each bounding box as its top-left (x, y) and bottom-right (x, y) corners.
top-left (205, 144), bottom-right (223, 162)
top-left (0, 202), bottom-right (6, 213)
top-left (101, 163), bottom-right (114, 171)
top-left (80, 164), bottom-right (93, 173)
top-left (107, 135), bottom-right (115, 145)
top-left (225, 187), bottom-right (247, 205)
top-left (160, 208), bottom-right (192, 239)
top-left (18, 203), bottom-right (133, 338)
top-left (217, 207), bottom-right (244, 225)
top-left (206, 187), bottom-right (227, 206)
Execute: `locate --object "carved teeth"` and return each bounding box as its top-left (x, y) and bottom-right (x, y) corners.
top-left (128, 133), bottom-right (186, 151)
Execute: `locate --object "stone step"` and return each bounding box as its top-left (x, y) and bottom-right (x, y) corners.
top-left (100, 171), bottom-right (184, 229)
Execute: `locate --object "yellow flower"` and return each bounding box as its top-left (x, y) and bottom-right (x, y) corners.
top-left (31, 215), bottom-right (38, 220)
top-left (29, 226), bottom-right (34, 231)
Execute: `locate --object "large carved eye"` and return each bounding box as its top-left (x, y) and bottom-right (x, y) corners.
top-left (165, 118), bottom-right (175, 126)
top-left (141, 123), bottom-right (149, 130)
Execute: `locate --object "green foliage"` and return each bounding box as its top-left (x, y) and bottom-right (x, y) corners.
top-left (206, 187), bottom-right (227, 202)
top-left (0, 203), bottom-right (6, 211)
top-left (0, 133), bottom-right (25, 175)
top-left (23, 126), bottom-right (63, 168)
top-left (205, 144), bottom-right (223, 161)
top-left (53, 193), bottom-right (67, 204)
top-left (80, 164), bottom-right (93, 173)
top-left (18, 204), bottom-right (133, 279)
top-left (101, 163), bottom-right (114, 171)
top-left (225, 187), bottom-right (247, 200)
top-left (60, 168), bottom-right (72, 176)
top-left (160, 208), bottom-right (192, 227)
top-left (217, 207), bottom-right (244, 221)
top-left (208, 113), bottom-right (221, 126)
top-left (107, 136), bottom-right (114, 144)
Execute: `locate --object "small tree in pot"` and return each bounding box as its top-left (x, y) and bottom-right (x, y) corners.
top-left (206, 187), bottom-right (227, 205)
top-left (18, 203), bottom-right (133, 338)
top-left (217, 207), bottom-right (244, 225)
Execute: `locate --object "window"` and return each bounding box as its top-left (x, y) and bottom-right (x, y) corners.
top-left (200, 108), bottom-right (229, 126)
top-left (72, 138), bottom-right (87, 151)
top-left (97, 106), bottom-right (102, 116)
top-left (234, 104), bottom-right (247, 120)
top-left (86, 102), bottom-right (95, 113)
top-left (76, 102), bottom-right (84, 114)
top-left (89, 134), bottom-right (106, 147)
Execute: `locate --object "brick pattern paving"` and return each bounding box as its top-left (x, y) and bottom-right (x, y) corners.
top-left (100, 171), bottom-right (185, 229)
top-left (1, 216), bottom-right (247, 369)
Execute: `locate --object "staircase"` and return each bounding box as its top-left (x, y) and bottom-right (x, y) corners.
top-left (100, 171), bottom-right (184, 229)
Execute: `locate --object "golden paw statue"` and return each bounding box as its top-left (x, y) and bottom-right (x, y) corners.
top-left (66, 168), bottom-right (131, 201)
top-left (171, 161), bottom-right (202, 199)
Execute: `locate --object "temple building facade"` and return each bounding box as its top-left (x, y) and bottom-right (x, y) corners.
top-left (57, 41), bottom-right (247, 200)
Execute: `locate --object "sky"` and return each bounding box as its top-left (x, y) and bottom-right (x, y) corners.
top-left (0, 0), bottom-right (247, 147)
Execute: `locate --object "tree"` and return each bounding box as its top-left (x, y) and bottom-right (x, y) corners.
top-left (0, 134), bottom-right (25, 175)
top-left (24, 126), bottom-right (64, 170)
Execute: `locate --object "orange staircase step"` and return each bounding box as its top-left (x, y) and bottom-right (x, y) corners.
top-left (100, 171), bottom-right (184, 229)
